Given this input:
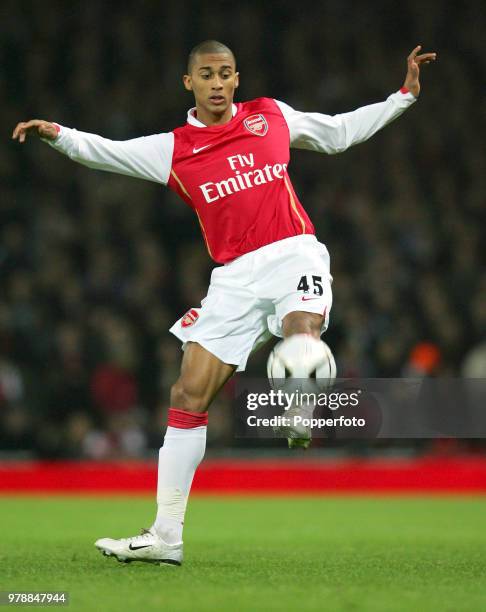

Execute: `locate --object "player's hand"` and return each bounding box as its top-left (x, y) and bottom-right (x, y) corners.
top-left (403, 45), bottom-right (437, 98)
top-left (12, 119), bottom-right (59, 143)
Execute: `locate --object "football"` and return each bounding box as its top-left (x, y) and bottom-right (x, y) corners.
top-left (267, 334), bottom-right (337, 391)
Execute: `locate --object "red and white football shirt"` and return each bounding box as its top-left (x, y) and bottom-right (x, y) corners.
top-left (47, 89), bottom-right (416, 263)
top-left (167, 98), bottom-right (313, 263)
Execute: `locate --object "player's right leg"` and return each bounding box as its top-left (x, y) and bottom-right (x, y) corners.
top-left (95, 342), bottom-right (236, 565)
top-left (261, 236), bottom-right (334, 449)
top-left (279, 312), bottom-right (329, 448)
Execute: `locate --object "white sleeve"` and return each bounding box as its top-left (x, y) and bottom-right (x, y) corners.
top-left (275, 90), bottom-right (417, 154)
top-left (44, 126), bottom-right (174, 185)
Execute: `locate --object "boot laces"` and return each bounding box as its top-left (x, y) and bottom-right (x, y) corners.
top-left (120, 528), bottom-right (154, 544)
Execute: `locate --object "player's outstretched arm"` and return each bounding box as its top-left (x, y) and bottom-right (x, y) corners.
top-left (277, 45), bottom-right (437, 155)
top-left (12, 118), bottom-right (173, 185)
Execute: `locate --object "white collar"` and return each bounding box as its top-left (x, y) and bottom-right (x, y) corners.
top-left (187, 103), bottom-right (238, 127)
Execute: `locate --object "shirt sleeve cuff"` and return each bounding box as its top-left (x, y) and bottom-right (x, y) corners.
top-left (390, 88), bottom-right (417, 106)
top-left (41, 123), bottom-right (63, 145)
top-left (399, 86), bottom-right (418, 101)
top-left (51, 123), bottom-right (62, 141)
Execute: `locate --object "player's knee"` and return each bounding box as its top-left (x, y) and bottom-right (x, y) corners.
top-left (170, 379), bottom-right (209, 413)
top-left (283, 311), bottom-right (323, 338)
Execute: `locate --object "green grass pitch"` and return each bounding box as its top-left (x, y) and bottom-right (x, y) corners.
top-left (1, 495), bottom-right (486, 611)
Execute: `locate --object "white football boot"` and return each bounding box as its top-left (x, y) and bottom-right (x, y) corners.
top-left (276, 401), bottom-right (314, 449)
top-left (95, 527), bottom-right (183, 566)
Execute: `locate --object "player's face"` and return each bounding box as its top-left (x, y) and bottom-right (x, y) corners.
top-left (183, 53), bottom-right (239, 118)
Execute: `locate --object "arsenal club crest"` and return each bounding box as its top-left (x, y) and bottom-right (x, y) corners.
top-left (243, 114), bottom-right (268, 137)
top-left (181, 308), bottom-right (199, 328)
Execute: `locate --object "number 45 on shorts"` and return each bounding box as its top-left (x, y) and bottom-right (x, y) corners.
top-left (297, 275), bottom-right (323, 296)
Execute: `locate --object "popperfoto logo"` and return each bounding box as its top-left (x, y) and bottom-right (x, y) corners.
top-left (245, 388), bottom-right (367, 431)
top-left (235, 378), bottom-right (486, 440)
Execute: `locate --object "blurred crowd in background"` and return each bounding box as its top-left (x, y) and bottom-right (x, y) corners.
top-left (1, 0), bottom-right (485, 458)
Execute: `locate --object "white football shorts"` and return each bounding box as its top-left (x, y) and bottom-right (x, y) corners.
top-left (169, 234), bottom-right (333, 372)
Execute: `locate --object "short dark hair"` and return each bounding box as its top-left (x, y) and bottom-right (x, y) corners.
top-left (187, 40), bottom-right (236, 74)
